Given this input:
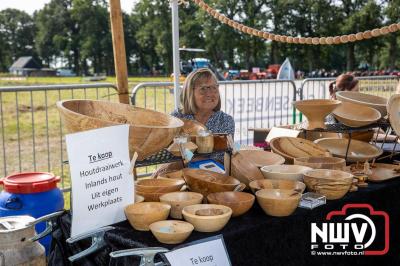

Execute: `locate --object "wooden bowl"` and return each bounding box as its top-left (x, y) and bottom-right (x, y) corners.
top-left (260, 165), bottom-right (312, 181)
top-left (182, 168), bottom-right (245, 197)
top-left (158, 170), bottom-right (184, 181)
top-left (56, 99), bottom-right (183, 160)
top-left (270, 137), bottom-right (330, 164)
top-left (256, 189), bottom-right (301, 217)
top-left (180, 118), bottom-right (206, 135)
top-left (335, 91), bottom-right (388, 117)
top-left (135, 195), bottom-right (145, 203)
top-left (332, 102), bottom-right (381, 127)
top-left (341, 131), bottom-right (374, 142)
top-left (167, 142), bottom-right (198, 157)
top-left (159, 192), bottom-right (204, 219)
top-left (124, 202), bottom-right (171, 231)
top-left (303, 169), bottom-right (353, 200)
top-left (249, 179), bottom-right (306, 194)
top-left (207, 192), bottom-right (255, 217)
top-left (136, 179), bottom-right (185, 193)
top-left (314, 138), bottom-right (383, 162)
top-left (182, 204), bottom-right (232, 232)
top-left (294, 156), bottom-right (346, 170)
top-left (388, 94), bottom-right (400, 137)
top-left (293, 99), bottom-right (341, 129)
top-left (229, 150), bottom-right (285, 186)
top-left (149, 220), bottom-right (194, 244)
top-left (136, 191), bottom-right (166, 202)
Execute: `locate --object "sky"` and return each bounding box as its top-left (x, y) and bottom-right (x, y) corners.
top-left (0, 0), bottom-right (136, 14)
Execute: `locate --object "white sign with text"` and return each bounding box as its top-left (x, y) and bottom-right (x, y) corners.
top-left (164, 237), bottom-right (231, 266)
top-left (66, 125), bottom-right (134, 237)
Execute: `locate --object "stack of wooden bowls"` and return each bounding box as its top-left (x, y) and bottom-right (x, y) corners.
top-left (335, 91), bottom-right (388, 117)
top-left (303, 169), bottom-right (353, 200)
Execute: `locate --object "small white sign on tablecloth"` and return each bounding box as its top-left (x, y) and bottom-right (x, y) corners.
top-left (66, 125), bottom-right (134, 237)
top-left (266, 127), bottom-right (300, 143)
top-left (164, 235), bottom-right (231, 266)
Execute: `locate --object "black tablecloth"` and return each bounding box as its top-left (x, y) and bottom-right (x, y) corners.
top-left (50, 177), bottom-right (400, 266)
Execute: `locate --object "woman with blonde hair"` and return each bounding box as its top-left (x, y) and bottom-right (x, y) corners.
top-left (172, 68), bottom-right (234, 136)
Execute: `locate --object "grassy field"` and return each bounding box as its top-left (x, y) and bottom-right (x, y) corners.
top-left (0, 76), bottom-right (171, 209)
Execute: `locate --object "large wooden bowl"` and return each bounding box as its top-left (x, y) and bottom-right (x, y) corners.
top-left (336, 91), bottom-right (388, 117)
top-left (124, 202), bottom-right (171, 231)
top-left (260, 165), bottom-right (312, 181)
top-left (294, 156), bottom-right (346, 170)
top-left (314, 138), bottom-right (383, 162)
top-left (56, 99), bottom-right (183, 160)
top-left (249, 179), bottom-right (306, 194)
top-left (332, 101), bottom-right (381, 127)
top-left (180, 118), bottom-right (206, 135)
top-left (207, 192), bottom-right (255, 217)
top-left (293, 99), bottom-right (341, 129)
top-left (228, 150), bottom-right (285, 186)
top-left (270, 137), bottom-right (330, 164)
top-left (182, 168), bottom-right (245, 197)
top-left (256, 189), bottom-right (301, 217)
top-left (149, 220), bottom-right (194, 244)
top-left (388, 94), bottom-right (400, 137)
top-left (303, 169), bottom-right (353, 200)
top-left (159, 192), bottom-right (203, 219)
top-left (182, 204), bottom-right (232, 232)
top-left (136, 179), bottom-right (185, 193)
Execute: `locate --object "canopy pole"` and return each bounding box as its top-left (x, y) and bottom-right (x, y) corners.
top-left (171, 0), bottom-right (181, 110)
top-left (109, 0), bottom-right (129, 104)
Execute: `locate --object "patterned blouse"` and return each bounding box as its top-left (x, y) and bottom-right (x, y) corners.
top-left (171, 110), bottom-right (235, 162)
top-left (171, 110), bottom-right (235, 136)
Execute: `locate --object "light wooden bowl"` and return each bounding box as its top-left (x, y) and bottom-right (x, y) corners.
top-left (256, 189), bottom-right (301, 217)
top-left (136, 191), bottom-right (166, 202)
top-left (207, 192), bottom-right (255, 217)
top-left (180, 118), bottom-right (206, 135)
top-left (167, 142), bottom-right (198, 157)
top-left (293, 99), bottom-right (341, 129)
top-left (158, 170), bottom-right (184, 181)
top-left (303, 169), bottom-right (353, 200)
top-left (332, 101), bottom-right (381, 127)
top-left (314, 138), bottom-right (383, 162)
top-left (135, 195), bottom-right (145, 203)
top-left (149, 220), bottom-right (194, 244)
top-left (182, 168), bottom-right (245, 197)
top-left (270, 137), bottom-right (330, 164)
top-left (56, 99), bottom-right (183, 160)
top-left (249, 179), bottom-right (306, 194)
top-left (229, 150), bottom-right (285, 186)
top-left (260, 165), bottom-right (312, 181)
top-left (124, 202), bottom-right (171, 231)
top-left (388, 94), bottom-right (400, 137)
top-left (159, 192), bottom-right (203, 219)
top-left (294, 156), bottom-right (346, 170)
top-left (136, 179), bottom-right (185, 193)
top-left (182, 204), bottom-right (232, 232)
top-left (335, 91), bottom-right (388, 117)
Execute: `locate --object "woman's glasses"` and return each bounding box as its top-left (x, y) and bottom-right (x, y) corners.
top-left (196, 85), bottom-right (219, 95)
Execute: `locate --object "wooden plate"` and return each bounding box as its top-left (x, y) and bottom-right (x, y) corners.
top-left (346, 163), bottom-right (400, 182)
top-left (336, 91), bottom-right (388, 117)
top-left (315, 138), bottom-right (383, 162)
top-left (269, 137), bottom-right (331, 164)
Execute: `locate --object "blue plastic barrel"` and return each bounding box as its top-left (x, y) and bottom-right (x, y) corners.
top-left (0, 172), bottom-right (64, 254)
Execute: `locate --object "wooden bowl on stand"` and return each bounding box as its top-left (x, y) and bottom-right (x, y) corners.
top-left (293, 99), bottom-right (341, 129)
top-left (314, 138), bottom-right (383, 162)
top-left (332, 101), bottom-right (381, 127)
top-left (294, 156), bottom-right (346, 170)
top-left (335, 91), bottom-right (388, 117)
top-left (388, 94), bottom-right (400, 137)
top-left (56, 99), bottom-right (183, 160)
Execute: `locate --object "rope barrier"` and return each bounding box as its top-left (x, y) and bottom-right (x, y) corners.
top-left (192, 0), bottom-right (400, 45)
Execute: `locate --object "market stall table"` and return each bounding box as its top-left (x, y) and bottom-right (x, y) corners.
top-left (49, 175), bottom-right (400, 266)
